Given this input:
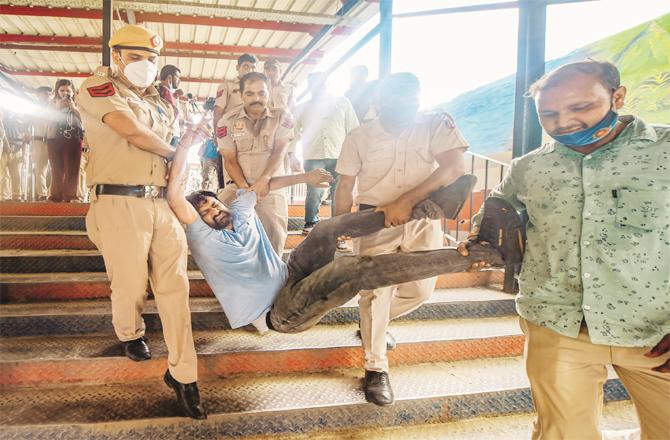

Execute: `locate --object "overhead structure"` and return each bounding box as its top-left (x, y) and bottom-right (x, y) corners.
top-left (0, 0), bottom-right (377, 98)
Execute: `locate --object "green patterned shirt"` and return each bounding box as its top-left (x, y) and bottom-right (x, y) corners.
top-left (476, 116), bottom-right (670, 347)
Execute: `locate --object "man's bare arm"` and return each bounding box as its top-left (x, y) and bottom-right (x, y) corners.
top-left (334, 174), bottom-right (357, 216)
top-left (268, 168), bottom-right (332, 191)
top-left (103, 111), bottom-right (175, 158)
top-left (220, 149), bottom-right (249, 188)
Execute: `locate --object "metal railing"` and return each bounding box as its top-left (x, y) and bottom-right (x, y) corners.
top-left (448, 151), bottom-right (510, 243)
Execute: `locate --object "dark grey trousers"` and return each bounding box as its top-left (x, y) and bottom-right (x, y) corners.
top-left (269, 208), bottom-right (503, 333)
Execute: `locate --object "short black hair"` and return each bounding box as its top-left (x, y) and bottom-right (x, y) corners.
top-left (237, 53), bottom-right (258, 66)
top-left (160, 65), bottom-right (181, 81)
top-left (526, 60), bottom-right (620, 98)
top-left (36, 86), bottom-right (52, 94)
top-left (239, 72), bottom-right (268, 94)
top-left (186, 190), bottom-right (218, 210)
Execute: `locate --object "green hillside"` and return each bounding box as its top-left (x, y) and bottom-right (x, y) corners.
top-left (441, 13), bottom-right (670, 155)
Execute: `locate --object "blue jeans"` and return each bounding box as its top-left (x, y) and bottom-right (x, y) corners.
top-left (303, 159), bottom-right (338, 226)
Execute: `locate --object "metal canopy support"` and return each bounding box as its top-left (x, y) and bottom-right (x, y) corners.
top-left (379, 0), bottom-right (393, 79)
top-left (282, 0), bottom-right (362, 80)
top-left (102, 0), bottom-right (113, 66)
top-left (512, 0), bottom-right (546, 159)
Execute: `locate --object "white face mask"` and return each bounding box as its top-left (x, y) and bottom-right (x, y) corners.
top-left (121, 59), bottom-right (158, 88)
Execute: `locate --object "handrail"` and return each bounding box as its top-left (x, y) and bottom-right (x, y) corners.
top-left (465, 151), bottom-right (510, 168)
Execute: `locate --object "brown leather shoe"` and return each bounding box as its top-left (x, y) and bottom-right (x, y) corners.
top-left (363, 370), bottom-right (394, 406)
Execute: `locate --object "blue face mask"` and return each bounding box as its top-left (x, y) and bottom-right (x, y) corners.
top-left (549, 109), bottom-right (619, 148)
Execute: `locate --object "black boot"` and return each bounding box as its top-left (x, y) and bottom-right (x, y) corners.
top-left (122, 336), bottom-right (151, 361)
top-left (164, 370), bottom-right (207, 420)
top-left (412, 174), bottom-right (478, 221)
top-left (475, 197), bottom-right (526, 264)
top-left (363, 371), bottom-right (394, 406)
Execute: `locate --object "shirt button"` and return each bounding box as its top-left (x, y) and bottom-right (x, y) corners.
top-left (584, 212), bottom-right (591, 217)
top-left (583, 305), bottom-right (591, 311)
top-left (583, 240), bottom-right (590, 246)
top-left (584, 272), bottom-right (591, 278)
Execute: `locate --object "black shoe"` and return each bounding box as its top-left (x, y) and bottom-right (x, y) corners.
top-left (363, 371), bottom-right (394, 406)
top-left (356, 329), bottom-right (396, 351)
top-left (164, 370), bottom-right (207, 420)
top-left (476, 197), bottom-right (525, 264)
top-left (122, 336), bottom-right (151, 361)
top-left (413, 174), bottom-right (478, 221)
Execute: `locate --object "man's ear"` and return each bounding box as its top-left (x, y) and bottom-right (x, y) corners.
top-left (613, 86), bottom-right (627, 110)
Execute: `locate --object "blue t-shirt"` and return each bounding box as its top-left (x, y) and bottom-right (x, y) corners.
top-left (185, 190), bottom-right (288, 328)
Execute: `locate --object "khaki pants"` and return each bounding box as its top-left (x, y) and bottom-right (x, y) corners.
top-left (1, 148), bottom-right (21, 199)
top-left (32, 140), bottom-right (50, 198)
top-left (86, 194), bottom-right (198, 383)
top-left (354, 219), bottom-right (443, 372)
top-left (520, 318), bottom-right (670, 440)
top-left (218, 184), bottom-right (289, 255)
top-left (77, 148), bottom-right (89, 202)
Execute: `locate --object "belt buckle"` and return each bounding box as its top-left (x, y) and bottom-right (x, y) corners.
top-left (143, 186), bottom-right (159, 199)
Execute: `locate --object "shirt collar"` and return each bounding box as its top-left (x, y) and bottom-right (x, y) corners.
top-left (239, 106), bottom-right (273, 122)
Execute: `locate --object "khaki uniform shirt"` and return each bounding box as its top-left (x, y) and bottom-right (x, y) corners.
top-left (215, 78), bottom-right (243, 115)
top-left (336, 112), bottom-right (468, 207)
top-left (216, 106), bottom-right (294, 185)
top-left (269, 82), bottom-right (295, 112)
top-left (290, 96), bottom-right (359, 160)
top-left (473, 116), bottom-right (670, 347)
top-left (76, 66), bottom-right (174, 186)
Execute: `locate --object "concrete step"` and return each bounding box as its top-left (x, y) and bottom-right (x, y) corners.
top-left (247, 401), bottom-right (639, 440)
top-left (0, 271), bottom-right (505, 302)
top-left (0, 357), bottom-right (630, 439)
top-left (0, 287), bottom-right (515, 337)
top-left (0, 201), bottom-right (330, 218)
top-left (0, 315), bottom-right (523, 387)
top-left (0, 215), bottom-right (314, 233)
top-left (0, 230), bottom-right (307, 250)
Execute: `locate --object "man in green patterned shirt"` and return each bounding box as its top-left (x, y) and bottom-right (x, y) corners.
top-left (461, 60), bottom-right (669, 440)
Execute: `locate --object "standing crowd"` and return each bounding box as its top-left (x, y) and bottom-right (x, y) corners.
top-left (3, 23), bottom-right (667, 440)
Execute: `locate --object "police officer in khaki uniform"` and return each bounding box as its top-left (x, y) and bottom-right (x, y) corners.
top-left (335, 73), bottom-right (468, 406)
top-left (212, 53), bottom-right (257, 189)
top-left (76, 25), bottom-right (206, 419)
top-left (216, 72), bottom-right (294, 255)
top-left (31, 86), bottom-right (52, 200)
top-left (263, 58), bottom-right (300, 174)
top-left (213, 53), bottom-right (257, 127)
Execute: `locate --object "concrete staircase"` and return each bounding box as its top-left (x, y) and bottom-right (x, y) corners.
top-left (0, 201), bottom-right (636, 439)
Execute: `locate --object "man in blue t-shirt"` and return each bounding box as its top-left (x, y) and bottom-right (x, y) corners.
top-left (167, 128), bottom-right (523, 334)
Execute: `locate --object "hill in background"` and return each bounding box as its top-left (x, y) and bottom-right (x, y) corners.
top-left (439, 13), bottom-right (670, 156)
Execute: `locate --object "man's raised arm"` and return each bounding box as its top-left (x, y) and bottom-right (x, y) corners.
top-left (167, 127), bottom-right (209, 225)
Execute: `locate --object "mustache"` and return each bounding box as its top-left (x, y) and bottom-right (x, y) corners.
top-left (249, 101), bottom-right (264, 106)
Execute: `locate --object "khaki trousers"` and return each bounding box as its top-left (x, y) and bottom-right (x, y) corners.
top-left (354, 219), bottom-right (443, 372)
top-left (77, 149), bottom-right (88, 202)
top-left (32, 140), bottom-right (50, 198)
top-left (218, 184), bottom-right (289, 255)
top-left (86, 195), bottom-right (198, 383)
top-left (520, 318), bottom-right (670, 440)
top-left (1, 149), bottom-right (21, 199)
